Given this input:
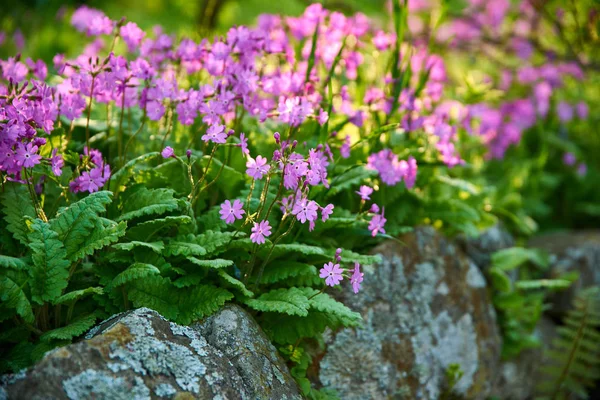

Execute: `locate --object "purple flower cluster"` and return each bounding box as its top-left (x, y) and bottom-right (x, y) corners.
top-left (319, 249), bottom-right (364, 293)
top-left (367, 150), bottom-right (418, 188)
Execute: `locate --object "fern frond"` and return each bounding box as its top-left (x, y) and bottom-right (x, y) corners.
top-left (193, 231), bottom-right (239, 255)
top-left (164, 241), bottom-right (207, 257)
top-left (0, 255), bottom-right (29, 270)
top-left (27, 219), bottom-right (71, 305)
top-left (109, 151), bottom-right (160, 192)
top-left (109, 263), bottom-right (161, 289)
top-left (126, 215), bottom-right (193, 240)
top-left (537, 286), bottom-right (600, 398)
top-left (0, 275), bottom-right (35, 323)
top-left (261, 311), bottom-right (337, 345)
top-left (1, 185), bottom-right (36, 245)
top-left (172, 274), bottom-right (203, 288)
top-left (244, 288), bottom-right (310, 317)
top-left (176, 285), bottom-right (234, 325)
top-left (50, 191), bottom-right (113, 259)
top-left (68, 218), bottom-right (127, 261)
top-left (40, 313), bottom-right (97, 342)
top-left (217, 270), bottom-right (254, 297)
top-left (262, 243), bottom-right (328, 259)
top-left (54, 287), bottom-right (104, 305)
top-left (297, 288), bottom-right (362, 326)
top-left (127, 275), bottom-right (180, 320)
top-left (260, 261), bottom-right (318, 284)
top-left (187, 257), bottom-right (233, 269)
top-left (118, 187), bottom-right (179, 221)
top-left (112, 241), bottom-right (165, 253)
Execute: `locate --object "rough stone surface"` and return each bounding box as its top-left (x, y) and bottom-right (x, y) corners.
top-left (1, 306), bottom-right (301, 400)
top-left (313, 226), bottom-right (502, 400)
top-left (529, 230), bottom-right (600, 316)
top-left (461, 224), bottom-right (515, 272)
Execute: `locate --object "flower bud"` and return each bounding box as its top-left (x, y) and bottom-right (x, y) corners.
top-left (273, 132), bottom-right (280, 144)
top-left (186, 149), bottom-right (192, 159)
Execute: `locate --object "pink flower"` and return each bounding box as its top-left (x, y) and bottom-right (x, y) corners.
top-left (576, 102), bottom-right (589, 119)
top-left (321, 204), bottom-right (334, 222)
top-left (50, 149), bottom-right (64, 176)
top-left (557, 101), bottom-right (573, 123)
top-left (563, 152), bottom-right (576, 166)
top-left (403, 156), bottom-right (418, 189)
top-left (202, 124), bottom-right (228, 144)
top-left (356, 185), bottom-right (373, 201)
top-left (292, 198), bottom-right (318, 224)
top-left (250, 220), bottom-right (272, 244)
top-left (120, 22), bottom-right (145, 52)
top-left (350, 262), bottom-right (364, 294)
top-left (319, 262), bottom-right (344, 287)
top-left (340, 135), bottom-right (351, 158)
top-left (246, 155), bottom-right (270, 180)
top-left (577, 163), bottom-right (587, 177)
top-left (238, 133), bottom-right (249, 155)
top-left (161, 146), bottom-right (175, 159)
top-left (15, 143), bottom-right (41, 168)
top-left (219, 199), bottom-right (245, 224)
top-left (368, 209), bottom-right (386, 237)
top-left (317, 109), bottom-right (329, 125)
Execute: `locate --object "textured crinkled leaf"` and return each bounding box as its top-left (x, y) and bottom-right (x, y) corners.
top-left (54, 287), bottom-right (104, 305)
top-left (176, 285), bottom-right (234, 325)
top-left (0, 276), bottom-right (34, 324)
top-left (109, 152), bottom-right (160, 192)
top-left (164, 241), bottom-right (207, 257)
top-left (298, 288), bottom-right (362, 326)
top-left (109, 263), bottom-right (161, 289)
top-left (112, 241), bottom-right (165, 253)
top-left (68, 218), bottom-right (127, 261)
top-left (244, 288), bottom-right (310, 317)
top-left (217, 270), bottom-right (254, 297)
top-left (1, 185), bottom-right (36, 245)
top-left (28, 219), bottom-right (70, 304)
top-left (492, 247), bottom-right (550, 271)
top-left (128, 275), bottom-right (180, 320)
top-left (126, 216), bottom-right (193, 240)
top-left (264, 243), bottom-right (328, 259)
top-left (172, 274), bottom-right (203, 288)
top-left (338, 249), bottom-right (382, 266)
top-left (0, 255), bottom-right (29, 270)
top-left (40, 313), bottom-right (97, 342)
top-left (187, 257), bottom-right (233, 269)
top-left (118, 187), bottom-right (179, 221)
top-left (261, 312), bottom-right (338, 345)
top-left (50, 191), bottom-right (113, 259)
top-left (193, 231), bottom-right (238, 255)
top-left (261, 261), bottom-right (318, 284)
top-left (326, 166), bottom-right (377, 197)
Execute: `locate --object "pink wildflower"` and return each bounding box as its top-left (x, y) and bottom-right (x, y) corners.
top-left (202, 124), bottom-right (228, 144)
top-left (161, 146), bottom-right (175, 159)
top-left (250, 220), bottom-right (272, 244)
top-left (356, 185), bottom-right (373, 201)
top-left (368, 209), bottom-right (387, 237)
top-left (350, 262), bottom-right (364, 294)
top-left (321, 204), bottom-right (334, 222)
top-left (15, 143), bottom-right (41, 168)
top-left (246, 155), bottom-right (270, 180)
top-left (219, 199), bottom-right (245, 224)
top-left (292, 198), bottom-right (318, 224)
top-left (320, 262), bottom-right (344, 287)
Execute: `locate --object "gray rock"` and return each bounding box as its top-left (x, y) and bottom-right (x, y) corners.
top-left (1, 306), bottom-right (301, 400)
top-left (529, 230), bottom-right (600, 315)
top-left (313, 227), bottom-right (502, 399)
top-left (461, 224), bottom-right (515, 271)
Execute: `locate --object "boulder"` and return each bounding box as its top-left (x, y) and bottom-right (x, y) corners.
top-left (529, 230), bottom-right (600, 315)
top-left (312, 227), bottom-right (502, 399)
top-left (460, 224), bottom-right (515, 271)
top-left (1, 305), bottom-right (301, 400)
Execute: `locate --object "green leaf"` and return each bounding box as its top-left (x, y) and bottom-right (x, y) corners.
top-left (0, 255), bottom-right (29, 270)
top-left (515, 279), bottom-right (572, 291)
top-left (264, 243), bottom-right (328, 259)
top-left (492, 247), bottom-right (550, 271)
top-left (187, 257), bottom-right (233, 269)
top-left (217, 270), bottom-right (254, 297)
top-left (50, 191), bottom-right (113, 259)
top-left (0, 275), bottom-right (34, 323)
top-left (110, 263), bottom-right (161, 289)
top-left (126, 216), bottom-right (193, 240)
top-left (489, 266), bottom-right (512, 293)
top-left (173, 274), bottom-right (203, 288)
top-left (437, 175), bottom-right (481, 195)
top-left (28, 219), bottom-right (71, 305)
top-left (40, 313), bottom-right (97, 342)
top-left (118, 187), bottom-right (179, 221)
top-left (261, 261), bottom-right (318, 284)
top-left (68, 218), bottom-right (127, 261)
top-left (326, 166), bottom-right (377, 198)
top-left (176, 285), bottom-right (234, 325)
top-left (165, 241), bottom-right (207, 257)
top-left (128, 275), bottom-right (180, 321)
top-left (109, 152), bottom-right (160, 192)
top-left (193, 231), bottom-right (238, 255)
top-left (54, 287), bottom-right (104, 305)
top-left (112, 241), bottom-right (165, 253)
top-left (245, 288), bottom-right (310, 317)
top-left (1, 184), bottom-right (36, 245)
top-left (298, 288), bottom-right (362, 326)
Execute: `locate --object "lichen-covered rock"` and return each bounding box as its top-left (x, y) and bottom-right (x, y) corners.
top-left (313, 227), bottom-right (502, 399)
top-left (529, 230), bottom-right (600, 315)
top-left (1, 306), bottom-right (301, 400)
